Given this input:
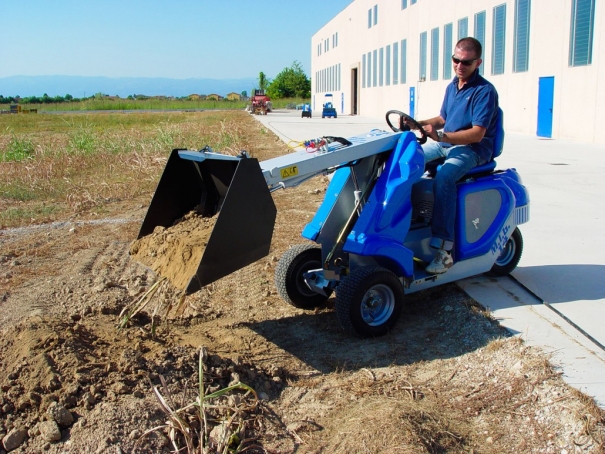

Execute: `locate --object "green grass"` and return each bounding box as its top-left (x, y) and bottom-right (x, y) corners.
top-left (1, 130), bottom-right (35, 162)
top-left (0, 204), bottom-right (58, 225)
top-left (12, 96), bottom-right (309, 112)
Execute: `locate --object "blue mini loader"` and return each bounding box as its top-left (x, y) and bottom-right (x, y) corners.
top-left (321, 93), bottom-right (337, 118)
top-left (135, 110), bottom-right (529, 337)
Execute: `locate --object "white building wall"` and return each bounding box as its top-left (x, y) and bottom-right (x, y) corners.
top-left (312, 0), bottom-right (604, 143)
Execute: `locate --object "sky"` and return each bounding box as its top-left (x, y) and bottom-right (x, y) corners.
top-left (0, 0), bottom-right (352, 81)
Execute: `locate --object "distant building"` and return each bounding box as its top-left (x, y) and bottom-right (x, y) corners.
top-left (312, 0), bottom-right (602, 143)
top-left (206, 94), bottom-right (223, 101)
top-left (226, 92), bottom-right (242, 101)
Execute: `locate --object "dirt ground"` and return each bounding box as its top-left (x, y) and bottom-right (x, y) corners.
top-left (1, 112), bottom-right (604, 453)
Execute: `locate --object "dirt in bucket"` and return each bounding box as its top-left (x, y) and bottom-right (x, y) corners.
top-left (129, 210), bottom-right (217, 290)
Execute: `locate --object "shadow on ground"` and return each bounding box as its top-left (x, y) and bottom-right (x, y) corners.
top-left (247, 283), bottom-right (510, 374)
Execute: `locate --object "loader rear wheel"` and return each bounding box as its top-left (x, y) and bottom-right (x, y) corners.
top-left (275, 244), bottom-right (332, 309)
top-left (486, 227), bottom-right (523, 277)
top-left (335, 266), bottom-right (404, 337)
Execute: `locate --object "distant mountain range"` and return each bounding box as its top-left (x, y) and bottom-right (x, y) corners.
top-left (0, 75), bottom-right (258, 98)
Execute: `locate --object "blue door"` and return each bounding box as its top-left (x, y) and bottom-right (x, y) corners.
top-left (537, 76), bottom-right (554, 138)
top-left (409, 87), bottom-right (416, 118)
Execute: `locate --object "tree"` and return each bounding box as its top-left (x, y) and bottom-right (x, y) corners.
top-left (258, 72), bottom-right (269, 92)
top-left (266, 61), bottom-right (311, 99)
top-left (241, 90), bottom-right (247, 99)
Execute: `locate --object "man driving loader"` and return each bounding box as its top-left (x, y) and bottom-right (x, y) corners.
top-left (408, 37), bottom-right (500, 274)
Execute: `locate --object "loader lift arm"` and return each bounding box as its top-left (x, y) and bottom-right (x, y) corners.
top-left (135, 130), bottom-right (404, 294)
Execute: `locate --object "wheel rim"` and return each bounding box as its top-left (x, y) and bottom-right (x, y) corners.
top-left (495, 237), bottom-right (516, 267)
top-left (295, 258), bottom-right (321, 297)
top-left (360, 284), bottom-right (396, 326)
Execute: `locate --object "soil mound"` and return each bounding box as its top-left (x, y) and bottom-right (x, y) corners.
top-left (130, 211), bottom-right (217, 290)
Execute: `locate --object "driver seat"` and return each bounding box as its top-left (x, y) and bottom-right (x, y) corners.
top-left (464, 107), bottom-right (504, 176)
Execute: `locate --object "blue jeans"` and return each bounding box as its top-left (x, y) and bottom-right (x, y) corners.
top-left (422, 142), bottom-right (485, 251)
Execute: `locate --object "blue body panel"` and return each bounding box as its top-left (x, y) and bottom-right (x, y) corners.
top-left (455, 168), bottom-right (529, 261)
top-left (302, 166), bottom-right (350, 241)
top-left (455, 177), bottom-right (514, 261)
top-left (343, 133), bottom-right (424, 277)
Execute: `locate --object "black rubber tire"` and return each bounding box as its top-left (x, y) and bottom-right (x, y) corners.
top-left (275, 244), bottom-right (332, 309)
top-left (335, 266), bottom-right (404, 337)
top-left (486, 227), bottom-right (524, 277)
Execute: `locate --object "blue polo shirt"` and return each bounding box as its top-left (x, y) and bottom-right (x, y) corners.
top-left (440, 70), bottom-right (499, 163)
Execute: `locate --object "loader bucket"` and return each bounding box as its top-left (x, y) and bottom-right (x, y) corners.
top-left (136, 149), bottom-right (277, 294)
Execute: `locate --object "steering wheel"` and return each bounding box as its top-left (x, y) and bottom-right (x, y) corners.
top-left (385, 110), bottom-right (428, 144)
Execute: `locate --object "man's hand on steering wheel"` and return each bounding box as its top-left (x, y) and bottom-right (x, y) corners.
top-left (420, 123), bottom-right (439, 141)
top-left (385, 110), bottom-right (428, 144)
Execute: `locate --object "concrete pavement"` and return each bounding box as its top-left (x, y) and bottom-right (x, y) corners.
top-left (252, 108), bottom-right (605, 407)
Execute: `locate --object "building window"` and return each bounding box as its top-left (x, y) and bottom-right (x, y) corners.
top-left (514, 0), bottom-right (531, 72)
top-left (373, 49), bottom-right (378, 87)
top-left (492, 4), bottom-right (506, 75)
top-left (367, 51), bottom-right (372, 88)
top-left (386, 45), bottom-right (391, 85)
top-left (430, 27), bottom-right (439, 81)
top-left (419, 32), bottom-right (427, 81)
top-left (335, 32), bottom-right (338, 47)
top-left (393, 41), bottom-right (399, 84)
top-left (379, 47), bottom-right (384, 86)
top-left (402, 0), bottom-right (407, 9)
top-left (570, 0), bottom-right (595, 66)
top-left (443, 23), bottom-right (453, 79)
top-left (338, 63), bottom-right (341, 90)
top-left (458, 17), bottom-right (468, 40)
top-left (411, 0), bottom-right (417, 4)
top-left (373, 5), bottom-right (378, 26)
top-left (401, 39), bottom-right (407, 84)
top-left (362, 54), bottom-right (366, 88)
top-left (368, 8), bottom-right (372, 28)
top-left (474, 11), bottom-right (486, 75)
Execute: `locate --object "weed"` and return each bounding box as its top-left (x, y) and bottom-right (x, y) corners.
top-left (66, 121), bottom-right (97, 154)
top-left (1, 129), bottom-right (35, 162)
top-left (136, 346), bottom-right (259, 453)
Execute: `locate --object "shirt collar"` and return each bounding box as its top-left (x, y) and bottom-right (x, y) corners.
top-left (451, 69), bottom-right (480, 89)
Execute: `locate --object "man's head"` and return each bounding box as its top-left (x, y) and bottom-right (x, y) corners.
top-left (452, 37), bottom-right (482, 82)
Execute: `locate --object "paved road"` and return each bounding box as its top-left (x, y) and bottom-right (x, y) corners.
top-left (252, 109), bottom-right (605, 407)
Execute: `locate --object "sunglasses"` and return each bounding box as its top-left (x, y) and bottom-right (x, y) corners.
top-left (452, 56), bottom-right (479, 66)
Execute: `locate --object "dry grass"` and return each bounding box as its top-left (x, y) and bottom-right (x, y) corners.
top-left (284, 337), bottom-right (605, 453)
top-left (0, 111), bottom-right (263, 228)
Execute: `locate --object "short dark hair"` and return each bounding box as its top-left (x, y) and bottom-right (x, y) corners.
top-left (456, 37), bottom-right (482, 58)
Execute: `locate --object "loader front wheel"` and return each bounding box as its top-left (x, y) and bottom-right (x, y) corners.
top-left (275, 244), bottom-right (332, 309)
top-left (486, 227), bottom-right (523, 277)
top-left (335, 266), bottom-right (404, 337)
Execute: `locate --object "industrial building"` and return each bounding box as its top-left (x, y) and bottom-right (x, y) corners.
top-left (311, 0), bottom-right (601, 143)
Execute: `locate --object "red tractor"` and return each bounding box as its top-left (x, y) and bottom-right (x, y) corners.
top-left (250, 90), bottom-right (272, 115)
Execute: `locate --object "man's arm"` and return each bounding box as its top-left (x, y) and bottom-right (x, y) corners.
top-left (418, 116), bottom-right (445, 130)
top-left (439, 125), bottom-right (486, 145)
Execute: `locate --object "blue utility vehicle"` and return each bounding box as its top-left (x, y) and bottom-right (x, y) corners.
top-left (321, 93), bottom-right (337, 118)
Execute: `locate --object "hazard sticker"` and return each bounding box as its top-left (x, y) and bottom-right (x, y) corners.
top-left (280, 165), bottom-right (299, 179)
